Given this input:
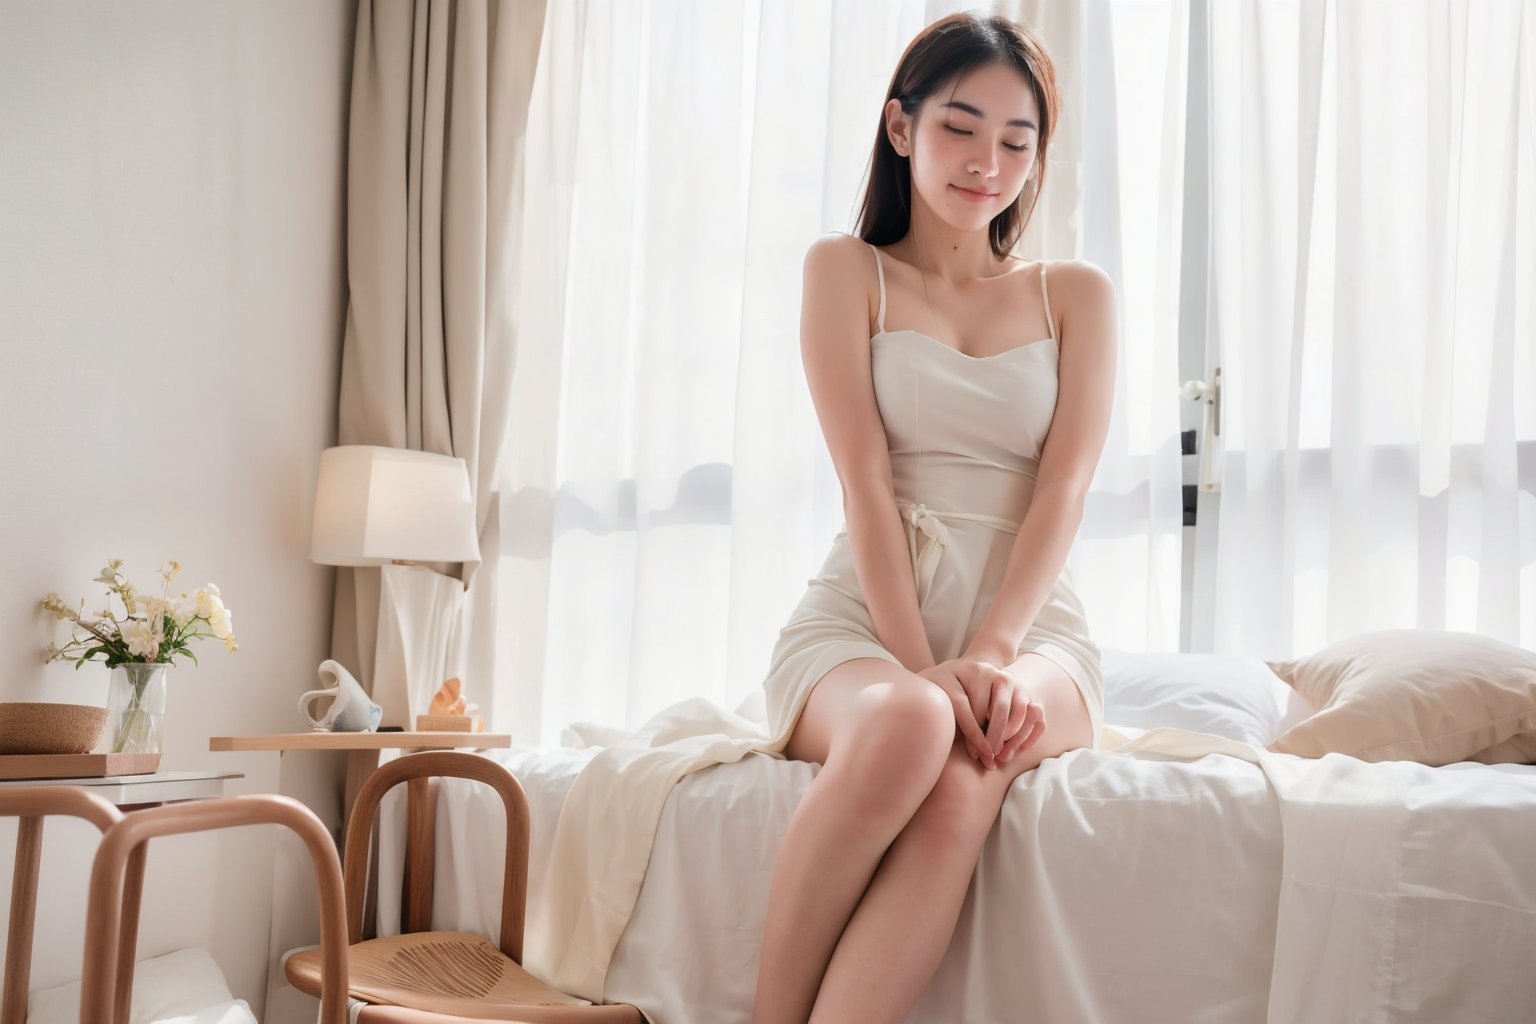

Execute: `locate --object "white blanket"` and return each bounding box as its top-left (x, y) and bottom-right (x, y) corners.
top-left (413, 705), bottom-right (1536, 1023)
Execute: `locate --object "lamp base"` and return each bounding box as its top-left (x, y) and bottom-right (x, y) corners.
top-left (372, 563), bottom-right (464, 729)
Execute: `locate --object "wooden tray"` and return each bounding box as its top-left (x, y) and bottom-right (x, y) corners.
top-left (0, 753), bottom-right (162, 780)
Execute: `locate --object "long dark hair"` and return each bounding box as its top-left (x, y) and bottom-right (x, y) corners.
top-left (854, 12), bottom-right (1060, 259)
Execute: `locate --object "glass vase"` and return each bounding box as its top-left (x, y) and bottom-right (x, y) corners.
top-left (108, 662), bottom-right (168, 755)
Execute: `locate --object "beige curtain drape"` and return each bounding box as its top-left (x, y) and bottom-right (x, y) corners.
top-left (328, 0), bottom-right (546, 727)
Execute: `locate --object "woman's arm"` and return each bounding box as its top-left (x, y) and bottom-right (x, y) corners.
top-left (963, 260), bottom-right (1118, 665)
top-left (842, 480), bottom-right (935, 672)
top-left (800, 234), bottom-right (936, 673)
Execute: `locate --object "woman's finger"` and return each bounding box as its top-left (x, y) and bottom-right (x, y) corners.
top-left (928, 662), bottom-right (998, 769)
top-left (1000, 702), bottom-right (1045, 763)
top-left (961, 662), bottom-right (992, 735)
top-left (948, 690), bottom-right (995, 769)
top-left (1016, 706), bottom-right (1047, 753)
top-left (984, 675), bottom-right (1012, 756)
top-left (999, 689), bottom-right (1030, 746)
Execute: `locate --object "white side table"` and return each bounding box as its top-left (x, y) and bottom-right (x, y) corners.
top-left (0, 769), bottom-right (245, 809)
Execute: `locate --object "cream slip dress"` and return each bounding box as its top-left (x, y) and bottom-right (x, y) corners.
top-left (760, 236), bottom-right (1107, 748)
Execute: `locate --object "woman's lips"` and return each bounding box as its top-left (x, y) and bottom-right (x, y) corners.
top-left (951, 184), bottom-right (996, 202)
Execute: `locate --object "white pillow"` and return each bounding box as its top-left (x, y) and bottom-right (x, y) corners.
top-left (1102, 648), bottom-right (1313, 746)
top-left (26, 946), bottom-right (254, 1024)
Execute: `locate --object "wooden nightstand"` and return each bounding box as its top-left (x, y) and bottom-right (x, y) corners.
top-left (209, 732), bottom-right (511, 938)
top-left (208, 731), bottom-right (510, 836)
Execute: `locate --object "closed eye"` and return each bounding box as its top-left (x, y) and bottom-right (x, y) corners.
top-left (945, 125), bottom-right (1030, 152)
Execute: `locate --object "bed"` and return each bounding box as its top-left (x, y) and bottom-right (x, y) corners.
top-left (373, 648), bottom-right (1536, 1024)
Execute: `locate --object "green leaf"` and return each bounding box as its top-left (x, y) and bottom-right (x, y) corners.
top-left (183, 647), bottom-right (200, 667)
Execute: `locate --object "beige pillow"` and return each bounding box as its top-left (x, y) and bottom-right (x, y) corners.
top-left (1265, 629), bottom-right (1536, 766)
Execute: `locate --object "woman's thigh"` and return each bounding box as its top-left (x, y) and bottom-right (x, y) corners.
top-left (784, 657), bottom-right (944, 767)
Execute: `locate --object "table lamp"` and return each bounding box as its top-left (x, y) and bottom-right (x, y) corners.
top-left (309, 445), bottom-right (480, 728)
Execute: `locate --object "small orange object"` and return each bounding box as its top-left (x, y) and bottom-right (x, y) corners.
top-left (428, 678), bottom-right (468, 717)
top-left (422, 677), bottom-right (483, 732)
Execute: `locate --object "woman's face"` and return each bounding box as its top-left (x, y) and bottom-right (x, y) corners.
top-left (887, 62), bottom-right (1041, 231)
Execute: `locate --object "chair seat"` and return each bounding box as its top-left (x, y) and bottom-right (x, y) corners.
top-left (285, 931), bottom-right (644, 1022)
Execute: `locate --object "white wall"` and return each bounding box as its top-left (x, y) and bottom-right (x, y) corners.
top-left (0, 1), bottom-right (354, 1018)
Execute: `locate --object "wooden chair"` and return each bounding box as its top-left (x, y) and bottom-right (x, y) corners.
top-left (81, 793), bottom-right (351, 1024)
top-left (1, 788), bottom-right (348, 1024)
top-left (284, 751), bottom-right (644, 1023)
top-left (1, 786), bottom-right (123, 1024)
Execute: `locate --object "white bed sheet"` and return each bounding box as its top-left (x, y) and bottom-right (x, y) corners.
top-left (408, 735), bottom-right (1536, 1024)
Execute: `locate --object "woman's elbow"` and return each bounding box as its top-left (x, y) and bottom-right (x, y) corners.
top-left (839, 471), bottom-right (896, 511)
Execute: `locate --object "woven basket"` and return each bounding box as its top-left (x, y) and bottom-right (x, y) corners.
top-left (0, 702), bottom-right (108, 755)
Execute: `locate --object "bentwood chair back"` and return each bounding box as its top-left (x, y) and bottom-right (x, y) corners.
top-left (284, 751), bottom-right (644, 1023)
top-left (80, 793), bottom-right (350, 1024)
top-left (0, 786), bottom-right (123, 1024)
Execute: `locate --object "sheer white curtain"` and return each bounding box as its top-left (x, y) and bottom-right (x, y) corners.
top-left (1206, 0), bottom-right (1536, 658)
top-left (496, 0), bottom-right (1189, 746)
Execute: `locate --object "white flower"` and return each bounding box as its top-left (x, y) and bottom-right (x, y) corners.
top-left (193, 587), bottom-right (226, 621)
top-left (120, 619), bottom-right (158, 661)
top-left (172, 592), bottom-right (198, 626)
top-left (137, 596), bottom-right (170, 620)
top-left (44, 561), bottom-right (236, 667)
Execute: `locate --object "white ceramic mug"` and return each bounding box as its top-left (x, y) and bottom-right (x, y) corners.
top-left (298, 660), bottom-right (382, 732)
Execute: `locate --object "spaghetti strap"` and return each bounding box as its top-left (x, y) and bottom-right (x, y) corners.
top-left (1039, 261), bottom-right (1055, 342)
top-left (869, 242), bottom-right (887, 334)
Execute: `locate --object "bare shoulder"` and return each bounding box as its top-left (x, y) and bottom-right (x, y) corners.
top-left (804, 231), bottom-right (875, 283)
top-left (1043, 259), bottom-right (1115, 345)
top-left (803, 231), bottom-right (878, 335)
top-left (1044, 259), bottom-right (1115, 308)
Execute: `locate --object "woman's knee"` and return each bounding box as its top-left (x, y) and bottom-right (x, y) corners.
top-left (912, 748), bottom-right (1001, 839)
top-left (825, 680), bottom-right (954, 813)
top-left (846, 679), bottom-right (953, 760)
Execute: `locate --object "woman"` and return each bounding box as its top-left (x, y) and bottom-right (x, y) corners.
top-left (752, 12), bottom-right (1117, 1023)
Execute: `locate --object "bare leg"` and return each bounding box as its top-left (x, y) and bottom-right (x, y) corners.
top-left (750, 661), bottom-right (954, 1024)
top-left (809, 653), bottom-right (1094, 1023)
top-left (807, 744), bottom-right (1006, 1023)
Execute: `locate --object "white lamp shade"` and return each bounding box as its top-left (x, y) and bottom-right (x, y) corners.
top-left (310, 445), bottom-right (481, 566)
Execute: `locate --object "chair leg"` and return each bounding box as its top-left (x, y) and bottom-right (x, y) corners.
top-left (113, 842), bottom-right (148, 1024)
top-left (2, 817), bottom-right (43, 1024)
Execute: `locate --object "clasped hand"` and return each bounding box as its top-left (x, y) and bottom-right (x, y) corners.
top-left (918, 658), bottom-right (1046, 771)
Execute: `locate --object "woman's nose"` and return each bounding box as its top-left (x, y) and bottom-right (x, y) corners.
top-left (967, 146), bottom-right (998, 177)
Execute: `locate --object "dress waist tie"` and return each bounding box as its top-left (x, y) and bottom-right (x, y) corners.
top-left (897, 500), bottom-right (1022, 608)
